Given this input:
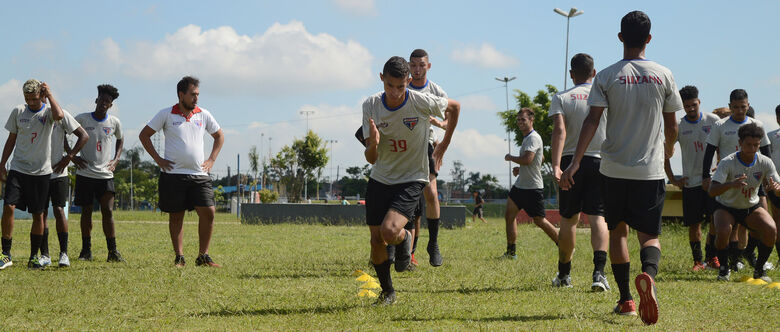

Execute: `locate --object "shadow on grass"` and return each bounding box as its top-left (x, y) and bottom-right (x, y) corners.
top-left (195, 304), bottom-right (359, 317)
top-left (404, 285), bottom-right (540, 294)
top-left (394, 313), bottom-right (562, 323)
top-left (240, 270), bottom-right (348, 279)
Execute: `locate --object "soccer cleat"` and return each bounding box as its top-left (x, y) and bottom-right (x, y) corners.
top-left (692, 261), bottom-right (707, 272)
top-left (174, 255), bottom-right (186, 267)
top-left (591, 271), bottom-right (611, 291)
top-left (764, 261), bottom-right (775, 271)
top-left (552, 273), bottom-right (573, 288)
top-left (717, 267), bottom-right (731, 282)
top-left (410, 253), bottom-right (418, 267)
top-left (427, 241), bottom-right (443, 267)
top-left (28, 256), bottom-right (44, 270)
top-left (78, 249), bottom-right (93, 261)
top-left (706, 257), bottom-right (720, 270)
top-left (732, 261), bottom-right (745, 272)
top-left (373, 290), bottom-right (396, 306)
top-left (58, 252), bottom-right (70, 267)
top-left (195, 254), bottom-right (221, 267)
top-left (106, 250), bottom-right (126, 263)
top-left (613, 300), bottom-right (637, 316)
top-left (39, 255), bottom-right (52, 267)
top-left (635, 272), bottom-right (659, 325)
top-left (0, 254), bottom-right (12, 270)
top-left (754, 269), bottom-right (772, 283)
top-left (501, 251), bottom-right (517, 260)
top-left (394, 230), bottom-right (413, 272)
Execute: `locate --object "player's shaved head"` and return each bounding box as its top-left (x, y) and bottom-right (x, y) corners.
top-left (621, 11), bottom-right (651, 48)
top-left (679, 86), bottom-right (698, 101)
top-left (410, 49), bottom-right (428, 60)
top-left (383, 56), bottom-right (410, 79)
top-left (738, 122), bottom-right (764, 141)
top-left (730, 89), bottom-right (748, 102)
top-left (570, 53), bottom-right (594, 81)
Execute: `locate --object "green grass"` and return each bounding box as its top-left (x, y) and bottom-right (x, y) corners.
top-left (2, 213), bottom-right (780, 330)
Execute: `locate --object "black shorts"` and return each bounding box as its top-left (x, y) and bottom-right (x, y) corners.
top-left (158, 173), bottom-right (215, 212)
top-left (365, 178), bottom-right (424, 226)
top-left (682, 186), bottom-right (714, 226)
top-left (603, 176), bottom-right (665, 235)
top-left (473, 206), bottom-right (484, 218)
top-left (714, 202), bottom-right (760, 229)
top-left (427, 143), bottom-right (438, 177)
top-left (74, 175), bottom-right (115, 206)
top-left (3, 170), bottom-right (50, 213)
top-left (412, 193), bottom-right (425, 220)
top-left (508, 186), bottom-right (545, 218)
top-left (768, 191), bottom-right (780, 209)
top-left (558, 155), bottom-right (604, 218)
top-left (48, 176), bottom-right (70, 208)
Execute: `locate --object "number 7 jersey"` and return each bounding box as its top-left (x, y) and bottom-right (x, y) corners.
top-left (362, 89), bottom-right (447, 185)
top-left (74, 112), bottom-right (123, 179)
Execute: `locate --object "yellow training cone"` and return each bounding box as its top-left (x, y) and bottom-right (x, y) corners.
top-left (355, 274), bottom-right (376, 282)
top-left (749, 278), bottom-right (768, 286)
top-left (360, 281), bottom-right (381, 289)
top-left (738, 276), bottom-right (753, 283)
top-left (351, 270), bottom-right (364, 277)
top-left (357, 289), bottom-right (378, 298)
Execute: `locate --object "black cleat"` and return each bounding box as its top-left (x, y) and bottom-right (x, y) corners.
top-left (78, 249), bottom-right (93, 261)
top-left (174, 255), bottom-right (186, 267)
top-left (394, 230), bottom-right (412, 272)
top-left (427, 242), bottom-right (442, 267)
top-left (107, 250), bottom-right (126, 263)
top-left (373, 290), bottom-right (396, 306)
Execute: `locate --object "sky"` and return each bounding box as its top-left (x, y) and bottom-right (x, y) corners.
top-left (2, 1), bottom-right (780, 188)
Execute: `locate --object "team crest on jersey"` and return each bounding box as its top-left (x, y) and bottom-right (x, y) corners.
top-left (403, 117), bottom-right (419, 131)
top-left (38, 117), bottom-right (46, 125)
top-left (753, 171), bottom-right (763, 181)
top-left (702, 125), bottom-right (711, 134)
top-left (193, 120), bottom-right (203, 128)
top-left (102, 127), bottom-right (111, 135)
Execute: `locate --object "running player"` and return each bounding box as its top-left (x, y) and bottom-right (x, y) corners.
top-left (560, 11), bottom-right (682, 324)
top-left (709, 123), bottom-right (778, 283)
top-left (663, 85), bottom-right (720, 271)
top-left (40, 107), bottom-right (88, 267)
top-left (472, 191), bottom-right (486, 223)
top-left (765, 104), bottom-right (780, 265)
top-left (702, 89), bottom-right (771, 271)
top-left (0, 79), bottom-right (66, 270)
top-left (408, 49), bottom-right (446, 267)
top-left (73, 84), bottom-right (124, 262)
top-left (140, 76), bottom-right (224, 267)
top-left (363, 56), bottom-right (460, 304)
top-left (502, 107), bottom-right (559, 259)
top-left (549, 53), bottom-right (610, 291)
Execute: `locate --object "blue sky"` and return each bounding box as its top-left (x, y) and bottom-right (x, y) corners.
top-left (2, 1), bottom-right (779, 186)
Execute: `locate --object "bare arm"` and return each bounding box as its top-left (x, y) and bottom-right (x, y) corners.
top-left (40, 83), bottom-right (64, 121)
top-left (201, 129), bottom-right (224, 173)
top-left (664, 158), bottom-right (686, 188)
top-left (364, 119), bottom-right (379, 164)
top-left (701, 144), bottom-right (717, 191)
top-left (708, 175), bottom-right (747, 197)
top-left (550, 114), bottom-right (565, 182)
top-left (54, 127), bottom-right (88, 174)
top-left (505, 151), bottom-right (535, 166)
top-left (560, 106), bottom-right (605, 190)
top-left (431, 99), bottom-right (460, 171)
top-left (107, 138), bottom-right (124, 172)
top-left (0, 133), bottom-right (17, 181)
top-left (139, 125), bottom-right (174, 171)
top-left (663, 112), bottom-right (678, 159)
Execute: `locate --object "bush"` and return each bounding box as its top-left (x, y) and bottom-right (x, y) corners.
top-left (259, 189), bottom-right (279, 204)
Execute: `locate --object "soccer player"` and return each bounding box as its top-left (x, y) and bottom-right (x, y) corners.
top-left (663, 86), bottom-right (720, 271)
top-left (472, 191), bottom-right (486, 223)
top-left (363, 56), bottom-right (459, 304)
top-left (560, 11), bottom-right (682, 325)
top-left (766, 104), bottom-right (780, 265)
top-left (0, 79), bottom-right (65, 270)
top-left (709, 123), bottom-right (778, 283)
top-left (702, 89), bottom-right (771, 271)
top-left (408, 49), bottom-right (447, 267)
top-left (502, 108), bottom-right (559, 260)
top-left (139, 76), bottom-right (225, 267)
top-left (73, 84), bottom-right (124, 262)
top-left (549, 53), bottom-right (610, 290)
top-left (41, 107), bottom-right (88, 267)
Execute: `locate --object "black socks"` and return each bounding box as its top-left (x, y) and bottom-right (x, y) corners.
top-left (30, 233), bottom-right (43, 259)
top-left (106, 237), bottom-right (117, 252)
top-left (427, 219), bottom-right (440, 245)
top-left (58, 232), bottom-right (68, 254)
top-left (612, 262), bottom-right (632, 302)
top-left (40, 228), bottom-right (49, 257)
top-left (82, 236), bottom-right (92, 252)
top-left (373, 260), bottom-right (394, 293)
top-left (704, 234), bottom-right (716, 261)
top-left (558, 261), bottom-right (571, 277)
top-left (412, 236), bottom-right (418, 254)
top-left (507, 243), bottom-right (516, 256)
top-left (1, 237), bottom-right (11, 256)
top-left (690, 241), bottom-right (702, 263)
top-left (593, 250), bottom-right (607, 274)
top-left (640, 246), bottom-right (661, 280)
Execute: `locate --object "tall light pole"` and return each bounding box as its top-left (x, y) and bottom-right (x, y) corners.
top-left (554, 7), bottom-right (584, 90)
top-left (300, 110), bottom-right (315, 134)
top-left (260, 133), bottom-right (264, 189)
top-left (326, 139), bottom-right (338, 197)
top-left (496, 76), bottom-right (516, 190)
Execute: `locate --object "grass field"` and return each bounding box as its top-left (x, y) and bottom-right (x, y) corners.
top-left (2, 212), bottom-right (780, 330)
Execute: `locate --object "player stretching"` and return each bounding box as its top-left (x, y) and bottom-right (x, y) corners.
top-left (561, 11), bottom-right (682, 325)
top-left (408, 49), bottom-right (447, 267)
top-left (0, 79), bottom-right (65, 270)
top-left (140, 76), bottom-right (224, 267)
top-left (663, 86), bottom-right (720, 271)
top-left (502, 108), bottom-right (559, 260)
top-left (363, 56), bottom-right (459, 304)
top-left (550, 53), bottom-right (610, 290)
top-left (709, 123), bottom-right (778, 283)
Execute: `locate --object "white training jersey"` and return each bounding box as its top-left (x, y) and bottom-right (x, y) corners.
top-left (711, 152), bottom-right (780, 209)
top-left (588, 59), bottom-right (683, 180)
top-left (677, 112), bottom-right (720, 187)
top-left (548, 83), bottom-right (606, 158)
top-left (408, 80), bottom-right (447, 144)
top-left (512, 130), bottom-right (544, 190)
top-left (362, 89), bottom-right (447, 185)
top-left (50, 111), bottom-right (81, 179)
top-left (705, 116), bottom-right (770, 158)
top-left (147, 104), bottom-right (221, 176)
top-left (4, 104), bottom-right (57, 176)
top-left (75, 113), bottom-right (123, 179)
top-left (768, 128), bottom-right (780, 170)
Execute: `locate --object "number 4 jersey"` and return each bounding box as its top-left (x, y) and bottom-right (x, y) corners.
top-left (75, 112), bottom-right (123, 179)
top-left (677, 112), bottom-right (720, 187)
top-left (362, 89), bottom-right (447, 185)
top-left (711, 152), bottom-right (780, 209)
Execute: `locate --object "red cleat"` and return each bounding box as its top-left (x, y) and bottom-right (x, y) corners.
top-left (410, 253), bottom-right (419, 267)
top-left (613, 299), bottom-right (637, 316)
top-left (692, 261), bottom-right (707, 272)
top-left (635, 272), bottom-right (659, 325)
top-left (706, 257), bottom-right (720, 270)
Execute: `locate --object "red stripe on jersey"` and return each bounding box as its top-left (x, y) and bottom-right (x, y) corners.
top-left (171, 104), bottom-right (202, 121)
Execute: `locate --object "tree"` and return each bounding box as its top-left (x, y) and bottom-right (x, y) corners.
top-left (449, 160), bottom-right (466, 192)
top-left (248, 145), bottom-right (260, 201)
top-left (465, 172), bottom-right (507, 199)
top-left (269, 145), bottom-right (301, 202)
top-left (294, 131), bottom-right (329, 199)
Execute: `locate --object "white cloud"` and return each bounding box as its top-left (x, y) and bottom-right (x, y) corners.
top-left (449, 129), bottom-right (506, 159)
top-left (97, 22), bottom-right (374, 95)
top-left (0, 79), bottom-right (23, 122)
top-left (333, 0), bottom-right (377, 16)
top-left (459, 94), bottom-right (498, 112)
top-left (451, 43), bottom-right (519, 69)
